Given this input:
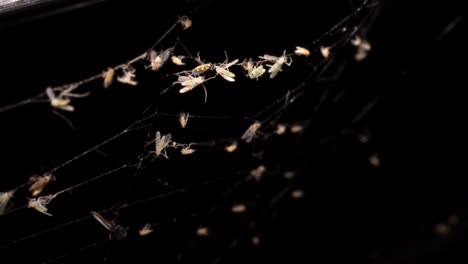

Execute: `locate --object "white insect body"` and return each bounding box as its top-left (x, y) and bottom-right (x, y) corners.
top-left (175, 75), bottom-right (206, 93)
top-left (241, 122), bottom-right (262, 143)
top-left (290, 124), bottom-right (303, 133)
top-left (28, 195), bottom-right (56, 216)
top-left (171, 56), bottom-right (185, 66)
top-left (275, 124), bottom-right (287, 135)
top-left (180, 146), bottom-right (196, 155)
top-left (179, 112), bottom-right (189, 128)
top-left (225, 141), bottom-right (238, 153)
top-left (215, 59), bottom-right (239, 82)
top-left (192, 63), bottom-right (212, 75)
top-left (178, 16), bottom-right (192, 30)
top-left (46, 87), bottom-right (74, 112)
top-left (117, 67), bottom-right (138, 86)
top-left (320, 46), bottom-right (330, 58)
top-left (196, 227), bottom-right (210, 236)
top-left (294, 46), bottom-right (310, 57)
top-left (0, 191), bottom-right (14, 215)
top-left (250, 165), bottom-right (266, 181)
top-left (155, 131), bottom-right (172, 158)
top-left (259, 51), bottom-right (292, 79)
top-left (249, 65), bottom-right (266, 80)
top-left (149, 49), bottom-right (172, 71)
top-left (103, 68), bottom-right (115, 88)
top-left (139, 224), bottom-right (153, 236)
top-left (29, 174), bottom-right (54, 196)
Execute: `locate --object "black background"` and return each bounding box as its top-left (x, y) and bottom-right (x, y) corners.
top-left (0, 0), bottom-right (467, 263)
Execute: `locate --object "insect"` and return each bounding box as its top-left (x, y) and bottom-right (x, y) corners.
top-left (171, 55), bottom-right (185, 66)
top-left (28, 195), bottom-right (56, 216)
top-left (155, 131), bottom-right (172, 158)
top-left (291, 189), bottom-right (305, 199)
top-left (290, 124), bottom-right (303, 133)
top-left (191, 53), bottom-right (212, 75)
top-left (225, 141), bottom-right (238, 153)
top-left (180, 146), bottom-right (196, 155)
top-left (179, 112), bottom-right (189, 128)
top-left (46, 88), bottom-right (74, 112)
top-left (175, 75), bottom-right (206, 94)
top-left (275, 124), bottom-right (287, 135)
top-left (102, 68), bottom-right (115, 88)
top-left (241, 122), bottom-right (262, 143)
top-left (139, 224), bottom-right (153, 236)
top-left (196, 227), bottom-right (210, 236)
top-left (29, 174), bottom-right (55, 196)
top-left (320, 46), bottom-right (330, 58)
top-left (250, 165), bottom-right (266, 181)
top-left (192, 63), bottom-right (212, 75)
top-left (178, 16), bottom-right (192, 30)
top-left (242, 59), bottom-right (266, 80)
top-left (117, 67), bottom-right (138, 86)
top-left (214, 56), bottom-right (239, 82)
top-left (294, 46), bottom-right (310, 57)
top-left (259, 51), bottom-right (292, 78)
top-left (0, 191), bottom-right (14, 215)
top-left (149, 48), bottom-right (172, 71)
top-left (231, 204), bottom-right (247, 213)
top-left (351, 36), bottom-right (371, 61)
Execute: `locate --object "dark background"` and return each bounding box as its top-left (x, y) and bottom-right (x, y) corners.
top-left (0, 0), bottom-right (467, 263)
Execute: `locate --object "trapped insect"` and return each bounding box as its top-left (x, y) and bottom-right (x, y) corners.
top-left (179, 112), bottom-right (189, 128)
top-left (0, 191), bottom-right (14, 215)
top-left (250, 165), bottom-right (266, 181)
top-left (155, 131), bottom-right (172, 158)
top-left (92, 211), bottom-right (128, 240)
top-left (171, 55), bottom-right (185, 66)
top-left (225, 141), bottom-right (238, 153)
top-left (259, 51), bottom-right (292, 78)
top-left (180, 146), bottom-right (196, 155)
top-left (196, 227), bottom-right (210, 236)
top-left (46, 87), bottom-right (73, 112)
top-left (29, 174), bottom-right (55, 196)
top-left (294, 46), bottom-right (310, 57)
top-left (139, 224), bottom-right (153, 236)
top-left (149, 48), bottom-right (172, 71)
top-left (175, 75), bottom-right (206, 93)
top-left (28, 195), bottom-right (56, 216)
top-left (242, 122), bottom-right (262, 143)
top-left (178, 16), bottom-right (192, 30)
top-left (102, 68), bottom-right (115, 88)
top-left (214, 57), bottom-right (239, 82)
top-left (231, 204), bottom-right (247, 213)
top-left (275, 124), bottom-right (287, 135)
top-left (117, 67), bottom-right (138, 86)
top-left (320, 46), bottom-right (330, 58)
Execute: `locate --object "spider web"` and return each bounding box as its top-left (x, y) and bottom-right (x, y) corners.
top-left (0, 0), bottom-right (383, 263)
